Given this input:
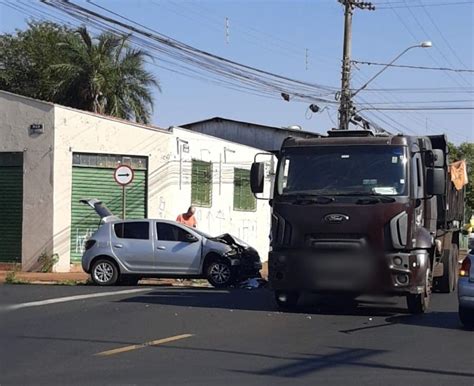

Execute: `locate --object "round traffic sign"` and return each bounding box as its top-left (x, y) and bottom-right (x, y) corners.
top-left (114, 165), bottom-right (134, 186)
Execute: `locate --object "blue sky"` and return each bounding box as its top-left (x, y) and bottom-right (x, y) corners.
top-left (1, 0), bottom-right (473, 144)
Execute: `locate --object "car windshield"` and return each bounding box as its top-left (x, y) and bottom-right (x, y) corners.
top-left (183, 225), bottom-right (213, 239)
top-left (278, 145), bottom-right (408, 196)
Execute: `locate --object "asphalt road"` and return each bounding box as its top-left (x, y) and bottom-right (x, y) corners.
top-left (0, 284), bottom-right (473, 386)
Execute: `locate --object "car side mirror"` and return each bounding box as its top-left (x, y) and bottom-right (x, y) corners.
top-left (250, 162), bottom-right (265, 194)
top-left (427, 168), bottom-right (446, 196)
top-left (185, 233), bottom-right (198, 243)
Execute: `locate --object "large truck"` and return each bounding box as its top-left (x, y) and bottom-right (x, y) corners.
top-left (250, 130), bottom-right (465, 314)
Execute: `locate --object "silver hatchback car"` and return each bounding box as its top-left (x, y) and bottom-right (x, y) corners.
top-left (80, 199), bottom-right (262, 287)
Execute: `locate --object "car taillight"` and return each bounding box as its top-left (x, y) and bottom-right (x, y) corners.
top-left (460, 256), bottom-right (471, 277)
top-left (85, 240), bottom-right (97, 251)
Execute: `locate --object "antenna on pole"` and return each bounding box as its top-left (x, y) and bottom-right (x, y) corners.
top-left (305, 48), bottom-right (309, 71)
top-left (225, 17), bottom-right (230, 44)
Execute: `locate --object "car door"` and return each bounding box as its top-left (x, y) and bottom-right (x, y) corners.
top-left (111, 221), bottom-right (155, 272)
top-left (155, 222), bottom-right (202, 274)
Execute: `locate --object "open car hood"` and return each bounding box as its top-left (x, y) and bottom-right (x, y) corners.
top-left (79, 198), bottom-right (120, 223)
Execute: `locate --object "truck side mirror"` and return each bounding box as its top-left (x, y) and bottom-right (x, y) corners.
top-left (250, 162), bottom-right (265, 194)
top-left (432, 149), bottom-right (445, 168)
top-left (427, 168), bottom-right (446, 196)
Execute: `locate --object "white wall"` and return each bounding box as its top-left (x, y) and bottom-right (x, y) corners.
top-left (0, 91), bottom-right (55, 270)
top-left (1, 92), bottom-right (272, 271)
top-left (53, 110), bottom-right (272, 269)
top-left (163, 128), bottom-right (272, 261)
top-left (53, 105), bottom-right (172, 271)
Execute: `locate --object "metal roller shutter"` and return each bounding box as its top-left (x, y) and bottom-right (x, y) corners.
top-left (70, 154), bottom-right (147, 262)
top-left (0, 153), bottom-right (23, 262)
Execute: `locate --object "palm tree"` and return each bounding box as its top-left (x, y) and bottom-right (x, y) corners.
top-left (49, 27), bottom-right (159, 124)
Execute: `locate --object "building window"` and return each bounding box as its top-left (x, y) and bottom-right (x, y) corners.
top-left (234, 168), bottom-right (256, 211)
top-left (191, 160), bottom-right (212, 207)
top-left (72, 153), bottom-right (147, 170)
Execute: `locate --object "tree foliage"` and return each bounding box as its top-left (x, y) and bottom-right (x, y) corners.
top-left (0, 22), bottom-right (159, 123)
top-left (449, 142), bottom-right (474, 217)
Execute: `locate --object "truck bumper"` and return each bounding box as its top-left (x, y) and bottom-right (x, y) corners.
top-left (268, 249), bottom-right (429, 296)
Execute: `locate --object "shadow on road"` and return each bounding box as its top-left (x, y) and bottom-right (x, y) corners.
top-left (119, 287), bottom-right (468, 331)
top-left (118, 287), bottom-right (408, 317)
top-left (228, 346), bottom-right (474, 379)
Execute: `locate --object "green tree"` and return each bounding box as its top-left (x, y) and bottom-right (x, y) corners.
top-left (449, 142), bottom-right (474, 218)
top-left (50, 27), bottom-right (159, 123)
top-left (0, 22), bottom-right (159, 124)
top-left (0, 21), bottom-right (73, 100)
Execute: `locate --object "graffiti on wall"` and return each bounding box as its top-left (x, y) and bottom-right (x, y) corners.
top-left (74, 228), bottom-right (94, 254)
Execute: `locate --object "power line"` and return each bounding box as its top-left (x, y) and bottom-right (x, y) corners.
top-left (401, 0), bottom-right (472, 87)
top-left (359, 106), bottom-right (474, 111)
top-left (375, 1), bottom-right (474, 9)
top-left (352, 60), bottom-right (474, 73)
top-left (387, 0), bottom-right (471, 90)
top-left (39, 0), bottom-right (338, 105)
top-left (417, 0), bottom-right (472, 74)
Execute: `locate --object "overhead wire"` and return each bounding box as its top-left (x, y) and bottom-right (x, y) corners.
top-left (401, 0), bottom-right (472, 88)
top-left (352, 60), bottom-right (474, 73)
top-left (52, 0), bottom-right (339, 103)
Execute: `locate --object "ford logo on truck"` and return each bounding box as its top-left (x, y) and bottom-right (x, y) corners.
top-left (324, 214), bottom-right (349, 223)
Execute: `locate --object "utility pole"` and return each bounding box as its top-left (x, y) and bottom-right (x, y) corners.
top-left (338, 0), bottom-right (375, 130)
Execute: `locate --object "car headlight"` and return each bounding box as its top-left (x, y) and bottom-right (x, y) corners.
top-left (225, 249), bottom-right (238, 257)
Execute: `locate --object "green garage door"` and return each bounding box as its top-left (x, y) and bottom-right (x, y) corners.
top-left (0, 153), bottom-right (23, 262)
top-left (70, 153), bottom-right (147, 261)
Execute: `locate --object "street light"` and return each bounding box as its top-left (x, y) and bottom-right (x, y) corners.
top-left (352, 41), bottom-right (432, 97)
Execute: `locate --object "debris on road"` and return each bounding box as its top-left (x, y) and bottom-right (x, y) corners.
top-left (238, 277), bottom-right (268, 289)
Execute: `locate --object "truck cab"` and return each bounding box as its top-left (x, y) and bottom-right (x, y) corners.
top-left (251, 130), bottom-right (464, 314)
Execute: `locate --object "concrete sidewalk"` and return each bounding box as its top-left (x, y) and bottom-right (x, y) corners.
top-left (0, 270), bottom-right (186, 286)
top-left (0, 262), bottom-right (268, 285)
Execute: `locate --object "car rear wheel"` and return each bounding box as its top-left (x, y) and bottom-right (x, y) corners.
top-left (206, 260), bottom-right (234, 288)
top-left (91, 259), bottom-right (119, 286)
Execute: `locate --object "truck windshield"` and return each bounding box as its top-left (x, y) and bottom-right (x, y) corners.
top-left (278, 145), bottom-right (408, 196)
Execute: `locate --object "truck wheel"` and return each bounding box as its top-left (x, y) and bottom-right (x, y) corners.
top-left (436, 248), bottom-right (454, 293)
top-left (451, 244), bottom-right (459, 291)
top-left (275, 291), bottom-right (300, 311)
top-left (407, 261), bottom-right (432, 314)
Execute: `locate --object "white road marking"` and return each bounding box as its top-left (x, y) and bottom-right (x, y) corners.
top-left (0, 288), bottom-right (153, 311)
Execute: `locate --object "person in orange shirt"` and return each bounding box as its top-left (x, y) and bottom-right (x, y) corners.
top-left (176, 206), bottom-right (197, 228)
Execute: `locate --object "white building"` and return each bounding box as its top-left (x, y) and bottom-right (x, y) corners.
top-left (0, 91), bottom-right (272, 272)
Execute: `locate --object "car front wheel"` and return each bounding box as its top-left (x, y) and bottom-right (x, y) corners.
top-left (91, 259), bottom-right (119, 286)
top-left (206, 260), bottom-right (234, 288)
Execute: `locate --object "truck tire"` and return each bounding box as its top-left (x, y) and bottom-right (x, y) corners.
top-left (275, 291), bottom-right (300, 311)
top-left (436, 246), bottom-right (456, 293)
top-left (407, 260), bottom-right (432, 314)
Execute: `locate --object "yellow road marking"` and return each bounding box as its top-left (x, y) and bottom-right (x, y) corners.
top-left (95, 334), bottom-right (193, 357)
